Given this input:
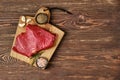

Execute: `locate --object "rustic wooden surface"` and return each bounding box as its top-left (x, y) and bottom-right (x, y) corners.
top-left (0, 0), bottom-right (120, 80)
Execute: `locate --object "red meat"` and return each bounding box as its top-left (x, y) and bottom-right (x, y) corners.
top-left (13, 24), bottom-right (56, 57)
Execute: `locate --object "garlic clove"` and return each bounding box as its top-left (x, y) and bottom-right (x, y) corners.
top-left (21, 16), bottom-right (26, 22)
top-left (19, 23), bottom-right (25, 27)
top-left (26, 18), bottom-right (32, 23)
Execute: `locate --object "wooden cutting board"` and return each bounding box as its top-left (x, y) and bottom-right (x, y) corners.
top-left (10, 7), bottom-right (65, 69)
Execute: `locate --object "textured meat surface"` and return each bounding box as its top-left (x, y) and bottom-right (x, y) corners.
top-left (13, 24), bottom-right (56, 57)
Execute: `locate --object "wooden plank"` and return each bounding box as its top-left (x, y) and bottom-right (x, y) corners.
top-left (0, 0), bottom-right (120, 80)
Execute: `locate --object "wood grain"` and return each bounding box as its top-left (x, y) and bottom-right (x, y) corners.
top-left (0, 0), bottom-right (120, 80)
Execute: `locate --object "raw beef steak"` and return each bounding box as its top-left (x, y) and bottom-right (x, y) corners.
top-left (13, 24), bottom-right (56, 57)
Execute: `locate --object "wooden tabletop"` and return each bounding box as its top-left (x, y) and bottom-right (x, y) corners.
top-left (0, 0), bottom-right (120, 80)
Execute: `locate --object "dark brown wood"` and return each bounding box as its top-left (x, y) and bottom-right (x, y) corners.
top-left (0, 0), bottom-right (120, 80)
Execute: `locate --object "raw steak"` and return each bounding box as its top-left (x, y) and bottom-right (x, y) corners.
top-left (13, 24), bottom-right (56, 57)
